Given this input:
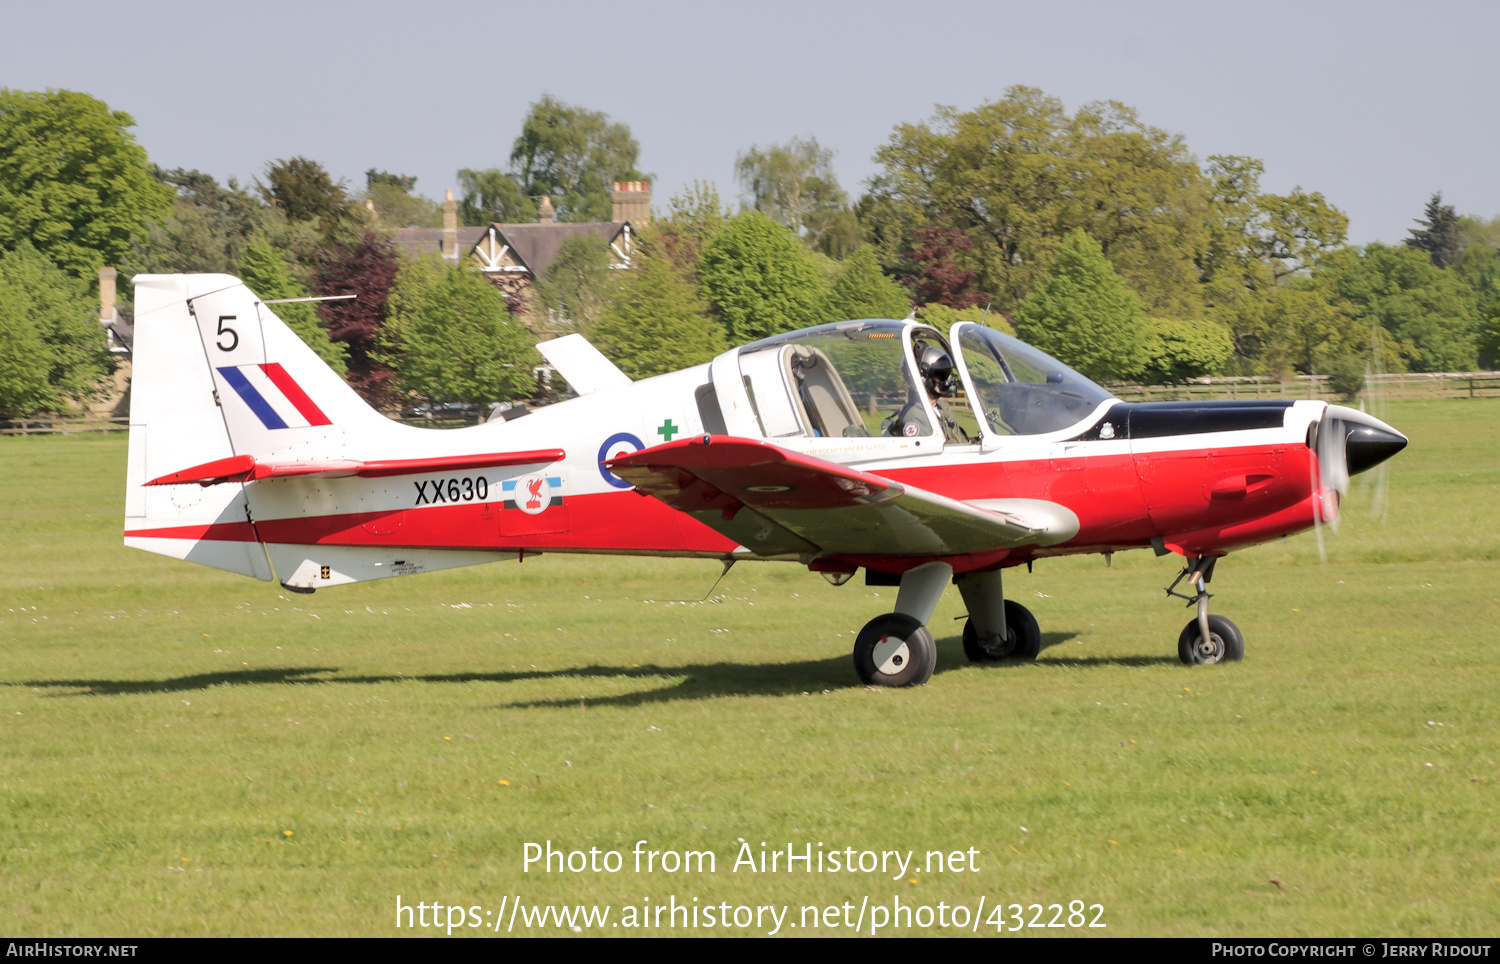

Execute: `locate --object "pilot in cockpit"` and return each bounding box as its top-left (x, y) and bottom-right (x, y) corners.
top-left (883, 344), bottom-right (971, 444)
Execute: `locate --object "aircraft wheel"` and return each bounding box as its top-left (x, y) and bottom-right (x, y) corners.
top-left (962, 600), bottom-right (1042, 662)
top-left (853, 613), bottom-right (936, 687)
top-left (1177, 614), bottom-right (1244, 665)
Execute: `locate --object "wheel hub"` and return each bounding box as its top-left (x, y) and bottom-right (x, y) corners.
top-left (981, 631), bottom-right (1015, 659)
top-left (1195, 633), bottom-right (1225, 662)
top-left (871, 634), bottom-right (911, 675)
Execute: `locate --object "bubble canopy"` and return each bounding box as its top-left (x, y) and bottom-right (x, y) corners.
top-left (731, 319), bottom-right (1114, 443)
top-left (950, 322), bottom-right (1115, 436)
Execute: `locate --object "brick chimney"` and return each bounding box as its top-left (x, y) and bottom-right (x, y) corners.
top-left (537, 195), bottom-right (555, 224)
top-left (611, 181), bottom-right (651, 223)
top-left (99, 266), bottom-right (117, 325)
top-left (442, 189), bottom-right (458, 262)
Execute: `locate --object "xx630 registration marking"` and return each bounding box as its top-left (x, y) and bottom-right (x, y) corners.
top-left (413, 477), bottom-right (489, 505)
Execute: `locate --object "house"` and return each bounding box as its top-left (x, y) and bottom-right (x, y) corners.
top-left (392, 181), bottom-right (650, 311)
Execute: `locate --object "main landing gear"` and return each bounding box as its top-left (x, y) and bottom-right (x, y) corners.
top-left (1166, 556), bottom-right (1244, 665)
top-left (852, 563), bottom-right (1041, 687)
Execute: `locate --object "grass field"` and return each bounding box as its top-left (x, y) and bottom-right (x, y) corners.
top-left (2, 399), bottom-right (1497, 937)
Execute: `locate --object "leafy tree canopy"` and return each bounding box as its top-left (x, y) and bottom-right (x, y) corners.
top-left (313, 232), bottom-right (401, 402)
top-left (1014, 229), bottom-right (1148, 381)
top-left (238, 237), bottom-right (348, 375)
top-left (735, 137), bottom-right (853, 256)
top-left (125, 168), bottom-right (323, 287)
top-left (1313, 242), bottom-right (1480, 372)
top-left (865, 88), bottom-right (1211, 319)
top-left (509, 95), bottom-right (643, 223)
top-left (1140, 317), bottom-right (1234, 384)
top-left (822, 246), bottom-right (911, 322)
top-left (383, 258), bottom-right (536, 405)
top-left (902, 225), bottom-right (987, 309)
top-left (699, 211), bottom-right (829, 342)
top-left (916, 303), bottom-right (1014, 337)
top-left (457, 168), bottom-right (536, 225)
top-left (258, 157), bottom-right (364, 242)
top-left (0, 242), bottom-right (112, 416)
top-left (534, 234), bottom-right (614, 333)
top-left (592, 253), bottom-right (725, 379)
top-left (645, 183), bottom-right (728, 288)
top-left (361, 169), bottom-right (440, 229)
top-left (366, 170), bottom-right (416, 193)
top-left (0, 89), bottom-right (174, 280)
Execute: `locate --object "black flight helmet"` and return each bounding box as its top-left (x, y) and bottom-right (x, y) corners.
top-left (917, 344), bottom-right (956, 397)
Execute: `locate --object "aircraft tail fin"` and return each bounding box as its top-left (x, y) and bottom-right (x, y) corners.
top-left (123, 274), bottom-right (387, 579)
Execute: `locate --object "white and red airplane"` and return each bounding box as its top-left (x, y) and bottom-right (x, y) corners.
top-left (123, 274), bottom-right (1407, 686)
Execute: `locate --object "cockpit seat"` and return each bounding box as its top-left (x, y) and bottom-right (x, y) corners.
top-left (789, 345), bottom-right (868, 438)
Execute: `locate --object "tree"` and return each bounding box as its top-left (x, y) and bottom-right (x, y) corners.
top-left (591, 254), bottom-right (726, 378)
top-left (0, 242), bottom-right (112, 416)
top-left (1253, 187), bottom-right (1349, 280)
top-left (456, 168), bottom-right (537, 224)
top-left (903, 225), bottom-right (986, 308)
top-left (645, 182), bottom-right (728, 288)
top-left (0, 89), bottom-right (174, 279)
top-left (509, 95), bottom-right (643, 222)
top-left (865, 88), bottom-right (1213, 318)
top-left (1479, 298), bottom-right (1500, 369)
top-left (362, 169), bottom-right (440, 229)
top-left (383, 258), bottom-right (536, 405)
top-left (1313, 242), bottom-right (1480, 372)
top-left (313, 232), bottom-right (401, 403)
top-left (1139, 317), bottom-right (1234, 383)
top-left (534, 234), bottom-right (614, 332)
top-left (127, 168), bottom-right (264, 276)
top-left (734, 137), bottom-right (852, 254)
top-left (916, 303), bottom-right (1014, 336)
top-left (1013, 229), bottom-right (1148, 381)
top-left (259, 157), bottom-right (361, 242)
top-left (822, 246), bottom-right (911, 322)
top-left (1405, 192), bottom-right (1463, 269)
top-left (238, 237), bottom-right (348, 375)
top-left (125, 168), bottom-right (323, 286)
top-left (698, 211), bottom-right (829, 342)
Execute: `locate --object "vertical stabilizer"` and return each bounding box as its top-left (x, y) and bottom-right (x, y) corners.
top-left (124, 275), bottom-right (273, 578)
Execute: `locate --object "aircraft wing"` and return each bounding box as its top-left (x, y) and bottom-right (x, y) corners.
top-left (608, 436), bottom-right (1069, 558)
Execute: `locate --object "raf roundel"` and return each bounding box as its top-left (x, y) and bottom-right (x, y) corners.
top-left (597, 432), bottom-right (645, 489)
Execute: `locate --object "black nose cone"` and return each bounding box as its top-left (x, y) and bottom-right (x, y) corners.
top-left (1343, 422), bottom-right (1408, 476)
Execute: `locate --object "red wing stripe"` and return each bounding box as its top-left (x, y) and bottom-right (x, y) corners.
top-left (260, 363), bottom-right (332, 426)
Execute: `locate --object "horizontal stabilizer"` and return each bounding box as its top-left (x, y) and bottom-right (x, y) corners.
top-left (536, 333), bottom-right (633, 394)
top-left (148, 449), bottom-right (565, 486)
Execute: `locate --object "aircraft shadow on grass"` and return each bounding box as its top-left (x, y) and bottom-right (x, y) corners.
top-left (9, 630), bottom-right (1174, 707)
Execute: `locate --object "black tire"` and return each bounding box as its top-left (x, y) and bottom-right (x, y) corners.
top-left (853, 613), bottom-right (937, 687)
top-left (962, 599), bottom-right (1042, 662)
top-left (1177, 614), bottom-right (1245, 665)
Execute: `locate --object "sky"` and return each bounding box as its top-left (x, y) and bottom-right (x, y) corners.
top-left (4, 0), bottom-right (1497, 245)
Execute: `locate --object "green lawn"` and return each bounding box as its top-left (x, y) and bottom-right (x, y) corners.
top-left (1, 398), bottom-right (1497, 936)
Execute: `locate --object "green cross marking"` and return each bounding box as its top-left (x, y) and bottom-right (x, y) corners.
top-left (657, 418), bottom-right (679, 442)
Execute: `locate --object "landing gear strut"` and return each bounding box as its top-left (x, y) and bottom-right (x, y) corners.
top-left (852, 561), bottom-right (948, 687)
top-left (955, 567), bottom-right (1040, 662)
top-left (1166, 556), bottom-right (1243, 665)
